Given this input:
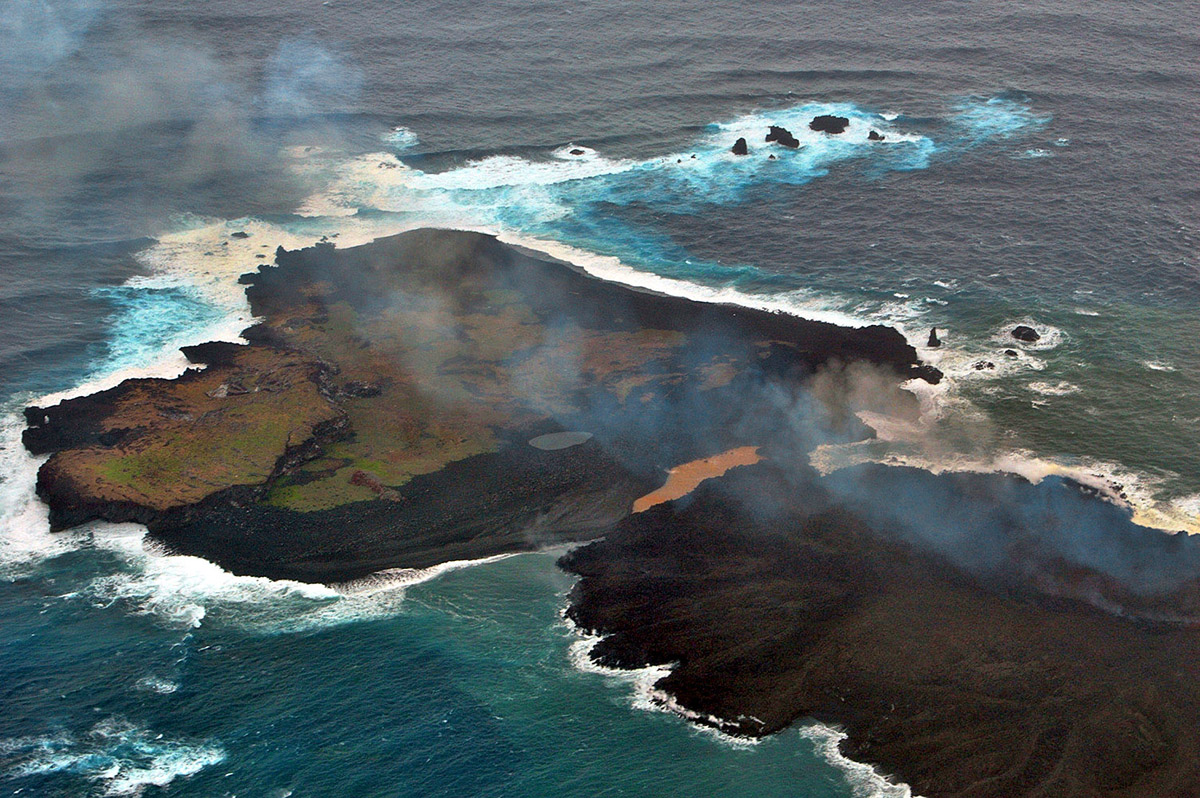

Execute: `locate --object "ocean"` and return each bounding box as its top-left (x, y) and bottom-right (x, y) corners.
top-left (1, 0), bottom-right (1197, 794)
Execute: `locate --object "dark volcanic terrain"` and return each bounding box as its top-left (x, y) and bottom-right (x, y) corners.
top-left (563, 461), bottom-right (1200, 798)
top-left (24, 229), bottom-right (928, 580)
top-left (25, 228), bottom-right (1200, 797)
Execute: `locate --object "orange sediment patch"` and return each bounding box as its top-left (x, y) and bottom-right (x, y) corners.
top-left (632, 446), bottom-right (762, 513)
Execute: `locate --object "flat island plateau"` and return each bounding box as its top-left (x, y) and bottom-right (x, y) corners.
top-left (24, 229), bottom-right (1200, 798)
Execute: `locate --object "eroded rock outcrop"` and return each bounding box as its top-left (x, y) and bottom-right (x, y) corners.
top-left (810, 114), bottom-right (850, 134)
top-left (765, 125), bottom-right (800, 148)
top-left (1012, 325), bottom-right (1041, 342)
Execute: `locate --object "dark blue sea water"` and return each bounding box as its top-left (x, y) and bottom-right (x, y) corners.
top-left (1, 0), bottom-right (1198, 794)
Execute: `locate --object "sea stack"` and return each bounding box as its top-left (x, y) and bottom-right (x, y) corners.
top-left (765, 125), bottom-right (800, 148)
top-left (868, 130), bottom-right (885, 141)
top-left (928, 327), bottom-right (941, 347)
top-left (1011, 325), bottom-right (1041, 342)
top-left (731, 137), bottom-right (748, 155)
top-left (810, 115), bottom-right (850, 134)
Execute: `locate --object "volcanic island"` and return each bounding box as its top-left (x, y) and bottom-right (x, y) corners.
top-left (24, 229), bottom-right (1200, 797)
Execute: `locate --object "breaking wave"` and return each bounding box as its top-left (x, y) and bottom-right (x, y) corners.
top-left (1, 718), bottom-right (224, 796)
top-left (563, 609), bottom-right (920, 797)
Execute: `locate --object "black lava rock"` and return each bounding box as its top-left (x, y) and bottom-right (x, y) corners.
top-left (1011, 325), bottom-right (1041, 343)
top-left (341, 381), bottom-right (383, 398)
top-left (765, 125), bottom-right (800, 148)
top-left (810, 115), bottom-right (850, 134)
top-left (731, 137), bottom-right (748, 156)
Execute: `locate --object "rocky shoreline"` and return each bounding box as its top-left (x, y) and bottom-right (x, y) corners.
top-left (24, 228), bottom-right (930, 581)
top-left (27, 227), bottom-right (1200, 796)
top-left (562, 460), bottom-right (1200, 798)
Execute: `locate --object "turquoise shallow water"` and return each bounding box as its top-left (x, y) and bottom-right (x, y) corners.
top-left (0, 548), bottom-right (900, 797)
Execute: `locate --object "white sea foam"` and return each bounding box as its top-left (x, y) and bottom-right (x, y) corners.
top-left (80, 523), bottom-right (340, 630)
top-left (499, 232), bottom-right (872, 328)
top-left (951, 96), bottom-right (1051, 142)
top-left (0, 262), bottom-right (253, 579)
top-left (861, 294), bottom-right (941, 340)
top-left (564, 611), bottom-right (922, 796)
top-left (800, 725), bottom-right (919, 798)
top-left (293, 99), bottom-right (939, 234)
top-left (3, 719), bottom-right (224, 797)
top-left (335, 553), bottom-right (518, 597)
top-left (1143, 360), bottom-right (1177, 372)
top-left (0, 415), bottom-right (82, 578)
top-left (563, 615), bottom-right (757, 748)
top-left (64, 523), bottom-right (524, 633)
top-left (412, 151), bottom-right (641, 192)
top-left (0, 95), bottom-right (1087, 628)
top-left (155, 98), bottom-right (1037, 354)
top-left (922, 343), bottom-right (1046, 386)
top-left (382, 125), bottom-right (419, 150)
top-left (991, 319), bottom-right (1065, 351)
top-left (134, 675), bottom-right (180, 694)
top-left (1027, 380), bottom-right (1081, 396)
top-left (713, 103), bottom-right (928, 151)
top-left (552, 143), bottom-right (598, 159)
top-left (811, 436), bottom-right (1200, 536)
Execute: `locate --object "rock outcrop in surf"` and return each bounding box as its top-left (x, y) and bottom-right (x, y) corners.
top-left (1012, 324), bottom-right (1041, 342)
top-left (765, 125), bottom-right (800, 148)
top-left (810, 114), bottom-right (850, 134)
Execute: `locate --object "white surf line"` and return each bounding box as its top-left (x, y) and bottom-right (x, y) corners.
top-left (150, 211), bottom-right (885, 336)
top-left (799, 725), bottom-right (921, 798)
top-left (497, 231), bottom-right (873, 329)
top-left (562, 610), bottom-right (755, 747)
top-left (334, 553), bottom-right (519, 597)
top-left (0, 205), bottom-right (402, 576)
top-left (0, 259), bottom-right (258, 577)
top-left (0, 304), bottom-right (256, 578)
top-left (562, 607), bottom-right (921, 796)
top-left (809, 429), bottom-right (1200, 536)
